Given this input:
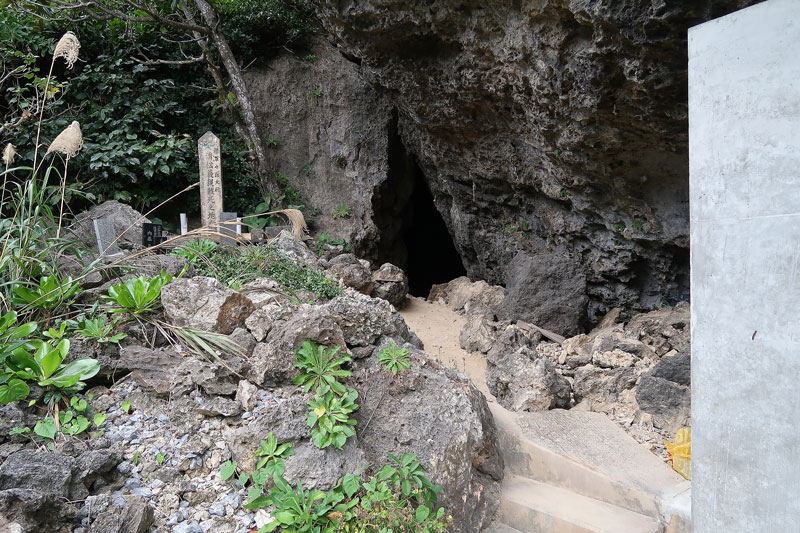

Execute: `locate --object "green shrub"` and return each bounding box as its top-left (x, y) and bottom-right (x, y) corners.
top-left (293, 341), bottom-right (351, 395)
top-left (306, 384), bottom-right (358, 450)
top-left (193, 245), bottom-right (342, 299)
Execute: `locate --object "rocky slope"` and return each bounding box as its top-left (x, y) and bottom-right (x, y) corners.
top-left (0, 234), bottom-right (502, 533)
top-left (251, 0), bottom-right (761, 324)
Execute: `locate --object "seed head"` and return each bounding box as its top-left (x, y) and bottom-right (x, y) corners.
top-left (46, 121), bottom-right (83, 159)
top-left (53, 31), bottom-right (81, 69)
top-left (2, 143), bottom-right (16, 166)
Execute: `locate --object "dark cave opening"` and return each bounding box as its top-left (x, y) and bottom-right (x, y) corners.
top-left (402, 165), bottom-right (467, 297)
top-left (371, 110), bottom-right (466, 297)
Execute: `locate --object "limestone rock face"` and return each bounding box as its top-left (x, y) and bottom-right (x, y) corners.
top-left (162, 276), bottom-right (233, 332)
top-left (310, 0), bottom-right (759, 319)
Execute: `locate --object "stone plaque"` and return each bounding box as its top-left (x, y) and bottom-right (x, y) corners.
top-left (219, 211), bottom-right (238, 247)
top-left (198, 131), bottom-right (223, 232)
top-left (142, 222), bottom-right (166, 253)
top-left (93, 218), bottom-right (120, 255)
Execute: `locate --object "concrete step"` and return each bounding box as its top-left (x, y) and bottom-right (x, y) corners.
top-left (482, 522), bottom-right (525, 533)
top-left (499, 476), bottom-right (662, 533)
top-left (489, 402), bottom-right (690, 530)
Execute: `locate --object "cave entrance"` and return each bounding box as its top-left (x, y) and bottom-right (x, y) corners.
top-left (372, 111), bottom-right (466, 297)
top-left (402, 165), bottom-right (466, 296)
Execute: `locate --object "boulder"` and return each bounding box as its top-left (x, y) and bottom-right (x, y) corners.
top-left (321, 292), bottom-right (414, 347)
top-left (162, 276), bottom-right (234, 332)
top-left (248, 305), bottom-right (347, 387)
top-left (244, 303), bottom-right (293, 342)
top-left (572, 365), bottom-right (637, 405)
top-left (625, 302), bottom-right (691, 356)
top-left (272, 230), bottom-right (320, 269)
top-left (498, 250), bottom-right (589, 336)
top-left (487, 347), bottom-right (571, 412)
top-left (370, 263), bottom-right (409, 307)
top-left (326, 254), bottom-right (374, 295)
top-left (636, 352), bottom-right (691, 432)
top-left (65, 200), bottom-right (150, 251)
top-left (83, 494), bottom-right (155, 533)
top-left (352, 355), bottom-right (503, 532)
top-left (0, 450), bottom-right (76, 498)
top-left (459, 314), bottom-right (498, 354)
top-left (428, 276), bottom-right (506, 316)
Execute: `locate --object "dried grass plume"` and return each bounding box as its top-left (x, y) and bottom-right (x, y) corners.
top-left (54, 31), bottom-right (80, 68)
top-left (46, 121), bottom-right (83, 158)
top-left (2, 143), bottom-right (16, 166)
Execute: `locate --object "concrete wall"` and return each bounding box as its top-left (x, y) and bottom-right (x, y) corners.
top-left (689, 0), bottom-right (800, 530)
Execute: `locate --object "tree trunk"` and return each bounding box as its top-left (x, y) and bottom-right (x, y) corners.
top-left (193, 0), bottom-right (279, 199)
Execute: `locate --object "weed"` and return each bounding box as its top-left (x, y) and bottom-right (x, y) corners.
top-left (265, 134), bottom-right (279, 148)
top-left (293, 341), bottom-right (352, 395)
top-left (304, 54), bottom-right (318, 62)
top-left (312, 88), bottom-right (322, 97)
top-left (613, 222), bottom-right (626, 233)
top-left (156, 451), bottom-right (165, 465)
top-left (102, 271), bottom-right (174, 315)
top-left (306, 384), bottom-right (358, 450)
top-left (331, 154), bottom-right (346, 168)
top-left (379, 341), bottom-right (411, 376)
top-left (559, 189), bottom-right (571, 198)
top-left (121, 400), bottom-right (131, 413)
top-left (173, 239), bottom-right (218, 263)
top-left (331, 203), bottom-right (352, 219)
top-left (315, 233), bottom-right (350, 256)
top-left (192, 244), bottom-right (342, 300)
top-left (633, 219), bottom-right (644, 231)
top-left (74, 313), bottom-right (126, 344)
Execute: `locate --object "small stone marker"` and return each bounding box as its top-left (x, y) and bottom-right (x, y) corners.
top-left (198, 132), bottom-right (223, 234)
top-left (180, 213), bottom-right (188, 235)
top-left (219, 212), bottom-right (238, 246)
top-left (142, 222), bottom-right (166, 253)
top-left (92, 218), bottom-right (119, 255)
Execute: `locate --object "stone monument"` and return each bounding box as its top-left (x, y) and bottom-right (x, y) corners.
top-left (198, 131), bottom-right (223, 234)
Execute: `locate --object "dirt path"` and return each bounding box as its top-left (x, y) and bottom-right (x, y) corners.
top-left (401, 296), bottom-right (495, 401)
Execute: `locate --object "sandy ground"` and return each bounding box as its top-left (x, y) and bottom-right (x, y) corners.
top-left (400, 296), bottom-right (496, 401)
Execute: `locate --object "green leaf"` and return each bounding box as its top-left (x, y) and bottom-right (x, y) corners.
top-left (34, 417), bottom-right (57, 440)
top-left (94, 413), bottom-right (106, 427)
top-left (49, 358), bottom-right (100, 388)
top-left (342, 473), bottom-right (359, 498)
top-left (0, 379), bottom-right (30, 404)
top-left (220, 460), bottom-right (237, 481)
top-left (415, 505), bottom-right (430, 523)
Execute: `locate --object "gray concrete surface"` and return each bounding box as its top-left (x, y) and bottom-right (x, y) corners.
top-left (689, 0), bottom-right (800, 530)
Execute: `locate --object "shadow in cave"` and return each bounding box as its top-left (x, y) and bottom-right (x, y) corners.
top-left (371, 110), bottom-right (466, 297)
top-left (401, 166), bottom-right (466, 297)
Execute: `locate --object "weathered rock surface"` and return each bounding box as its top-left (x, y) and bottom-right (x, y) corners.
top-left (370, 262), bottom-right (409, 307)
top-left (65, 200), bottom-right (150, 251)
top-left (353, 355), bottom-right (503, 532)
top-left (326, 253), bottom-right (375, 295)
top-left (162, 276), bottom-right (234, 332)
top-left (244, 38), bottom-right (392, 260)
top-left (487, 347), bottom-right (571, 412)
top-left (428, 276), bottom-right (506, 316)
top-left (498, 249), bottom-right (589, 336)
top-left (309, 0), bottom-right (759, 320)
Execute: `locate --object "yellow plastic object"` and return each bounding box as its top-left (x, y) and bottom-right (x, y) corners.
top-left (665, 427), bottom-right (691, 480)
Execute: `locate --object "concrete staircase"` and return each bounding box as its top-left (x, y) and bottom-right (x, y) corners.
top-left (485, 404), bottom-right (691, 533)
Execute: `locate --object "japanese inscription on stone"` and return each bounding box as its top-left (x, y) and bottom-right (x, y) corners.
top-left (198, 131), bottom-right (223, 233)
